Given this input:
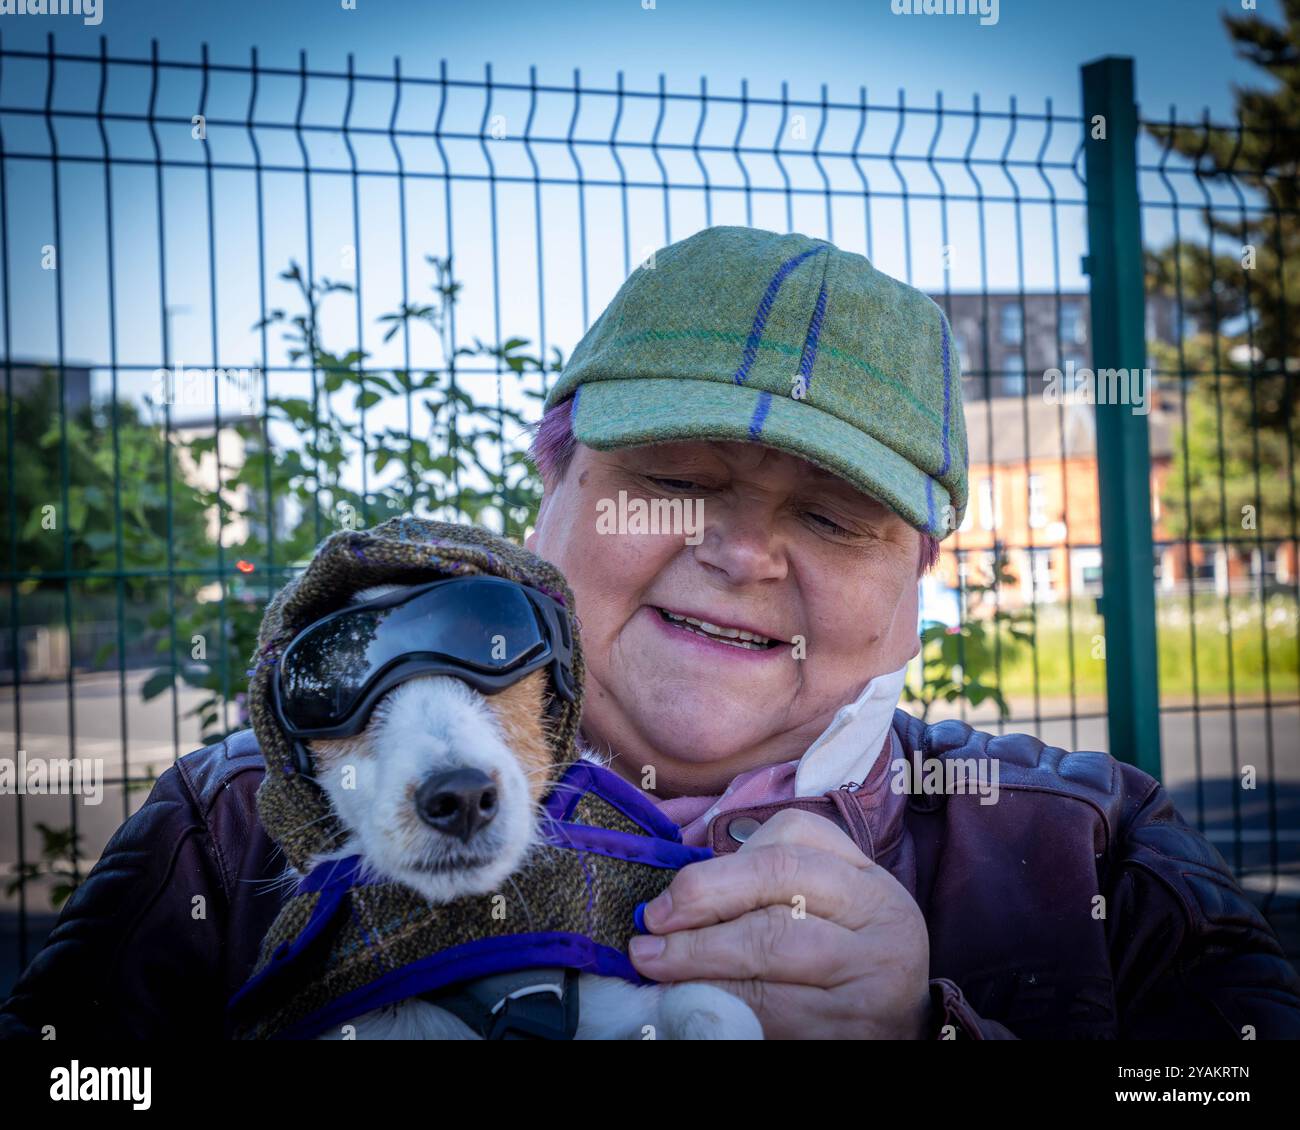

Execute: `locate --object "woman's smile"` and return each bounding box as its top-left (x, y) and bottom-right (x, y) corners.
top-left (641, 603), bottom-right (790, 660)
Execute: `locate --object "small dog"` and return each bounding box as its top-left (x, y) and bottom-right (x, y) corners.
top-left (294, 583), bottom-right (763, 1040)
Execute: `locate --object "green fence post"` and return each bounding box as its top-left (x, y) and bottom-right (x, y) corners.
top-left (1081, 56), bottom-right (1162, 779)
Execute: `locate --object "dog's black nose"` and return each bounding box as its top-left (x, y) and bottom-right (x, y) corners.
top-left (415, 769), bottom-right (498, 842)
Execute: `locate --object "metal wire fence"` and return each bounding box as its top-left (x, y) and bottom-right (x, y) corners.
top-left (0, 34), bottom-right (1295, 979)
top-left (1136, 93), bottom-right (1299, 919)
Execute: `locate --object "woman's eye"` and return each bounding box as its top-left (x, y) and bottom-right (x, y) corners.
top-left (648, 476), bottom-right (699, 491)
top-left (807, 512), bottom-right (851, 535)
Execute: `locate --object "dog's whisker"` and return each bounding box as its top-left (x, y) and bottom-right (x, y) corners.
top-left (248, 868), bottom-right (307, 897)
top-left (278, 810), bottom-right (343, 841)
top-left (503, 874), bottom-right (537, 932)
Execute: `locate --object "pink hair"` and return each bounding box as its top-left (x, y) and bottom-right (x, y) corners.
top-left (528, 395), bottom-right (942, 577)
top-left (529, 393), bottom-right (579, 489)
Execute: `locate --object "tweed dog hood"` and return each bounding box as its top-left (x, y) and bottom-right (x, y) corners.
top-left (229, 517), bottom-right (709, 1040)
top-left (247, 516), bottom-right (586, 871)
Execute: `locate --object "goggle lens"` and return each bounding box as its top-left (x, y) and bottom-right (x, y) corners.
top-left (278, 578), bottom-right (548, 732)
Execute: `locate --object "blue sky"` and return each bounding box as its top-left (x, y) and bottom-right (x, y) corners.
top-left (0, 0), bottom-right (1279, 122)
top-left (0, 0), bottom-right (1279, 120)
top-left (0, 0), bottom-right (1284, 626)
top-left (0, 0), bottom-right (1281, 122)
top-left (0, 1), bottom-right (1279, 475)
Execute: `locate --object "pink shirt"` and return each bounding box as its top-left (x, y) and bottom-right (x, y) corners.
top-left (648, 729), bottom-right (900, 848)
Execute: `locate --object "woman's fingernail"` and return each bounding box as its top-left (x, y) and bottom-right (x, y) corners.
top-left (629, 934), bottom-right (665, 961)
top-left (644, 890), bottom-right (672, 926)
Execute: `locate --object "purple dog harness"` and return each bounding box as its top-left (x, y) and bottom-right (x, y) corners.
top-left (228, 760), bottom-right (711, 1040)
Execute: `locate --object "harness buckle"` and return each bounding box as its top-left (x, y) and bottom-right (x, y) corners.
top-left (423, 967), bottom-right (581, 1040)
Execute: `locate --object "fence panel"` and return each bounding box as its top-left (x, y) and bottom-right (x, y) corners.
top-left (0, 38), bottom-right (1293, 984)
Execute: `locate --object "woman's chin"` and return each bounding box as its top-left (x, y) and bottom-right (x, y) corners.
top-left (632, 702), bottom-right (770, 768)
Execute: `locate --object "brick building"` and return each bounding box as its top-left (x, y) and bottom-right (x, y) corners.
top-left (938, 390), bottom-right (1296, 609)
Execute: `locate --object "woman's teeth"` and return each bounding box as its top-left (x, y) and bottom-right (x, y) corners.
top-left (657, 608), bottom-right (777, 650)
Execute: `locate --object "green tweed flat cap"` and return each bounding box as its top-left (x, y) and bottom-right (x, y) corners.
top-left (543, 225), bottom-right (968, 537)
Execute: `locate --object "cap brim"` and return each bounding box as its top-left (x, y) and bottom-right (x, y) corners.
top-left (569, 378), bottom-right (956, 537)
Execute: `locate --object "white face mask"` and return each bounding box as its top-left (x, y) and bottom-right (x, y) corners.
top-left (794, 659), bottom-right (909, 797)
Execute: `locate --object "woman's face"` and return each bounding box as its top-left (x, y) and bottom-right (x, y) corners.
top-left (527, 440), bottom-right (921, 797)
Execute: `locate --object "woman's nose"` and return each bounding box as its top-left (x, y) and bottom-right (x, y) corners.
top-left (691, 507), bottom-right (789, 585)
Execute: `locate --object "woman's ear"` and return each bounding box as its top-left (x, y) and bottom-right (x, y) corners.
top-left (883, 578), bottom-right (923, 671)
top-left (526, 490), bottom-right (552, 552)
top-left (907, 630), bottom-right (922, 664)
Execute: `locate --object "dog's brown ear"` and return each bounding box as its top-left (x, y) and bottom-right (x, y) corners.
top-left (307, 732), bottom-right (373, 776)
top-left (480, 669), bottom-right (554, 803)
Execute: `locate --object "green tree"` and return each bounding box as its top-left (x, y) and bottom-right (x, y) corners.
top-left (9, 259), bottom-right (565, 908)
top-left (0, 374), bottom-right (211, 594)
top-left (1144, 1), bottom-right (1300, 542)
top-left (903, 552), bottom-right (1034, 723)
top-left (141, 255), bottom-right (564, 744)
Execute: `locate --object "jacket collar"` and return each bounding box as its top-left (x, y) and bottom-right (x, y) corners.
top-left (703, 721), bottom-right (912, 868)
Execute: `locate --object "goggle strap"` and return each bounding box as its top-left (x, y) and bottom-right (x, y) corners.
top-left (291, 739), bottom-right (314, 777)
top-left (532, 592), bottom-right (577, 708)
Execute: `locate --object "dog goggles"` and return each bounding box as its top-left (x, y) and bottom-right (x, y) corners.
top-left (272, 576), bottom-right (576, 773)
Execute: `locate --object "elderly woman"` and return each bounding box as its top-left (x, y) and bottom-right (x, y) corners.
top-left (2, 227), bottom-right (1298, 1041)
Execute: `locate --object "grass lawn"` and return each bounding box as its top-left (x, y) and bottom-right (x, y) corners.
top-left (908, 592), bottom-right (1299, 703)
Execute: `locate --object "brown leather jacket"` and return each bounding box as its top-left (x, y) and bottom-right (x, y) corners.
top-left (3, 711), bottom-right (1298, 1039)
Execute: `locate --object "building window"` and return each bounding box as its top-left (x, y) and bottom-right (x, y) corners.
top-left (1027, 547), bottom-right (1055, 601)
top-left (1001, 355), bottom-right (1026, 396)
top-left (1190, 552), bottom-right (1216, 584)
top-left (952, 330), bottom-right (972, 374)
top-left (1250, 546), bottom-right (1278, 579)
top-left (1028, 474), bottom-right (1047, 529)
top-left (979, 478), bottom-right (999, 531)
top-left (1061, 302), bottom-right (1086, 345)
top-left (971, 550), bottom-right (998, 587)
top-left (1000, 303), bottom-right (1023, 346)
top-left (1073, 547), bottom-right (1103, 596)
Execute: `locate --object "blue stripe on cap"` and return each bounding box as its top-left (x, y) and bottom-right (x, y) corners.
top-left (748, 390), bottom-right (773, 439)
top-left (733, 247), bottom-right (827, 386)
top-left (797, 280), bottom-right (830, 391)
top-left (937, 315), bottom-right (953, 477)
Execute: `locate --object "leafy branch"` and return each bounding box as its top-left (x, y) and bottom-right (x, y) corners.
top-left (903, 551), bottom-right (1035, 723)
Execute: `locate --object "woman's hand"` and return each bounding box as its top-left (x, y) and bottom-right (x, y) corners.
top-left (628, 808), bottom-right (933, 1039)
